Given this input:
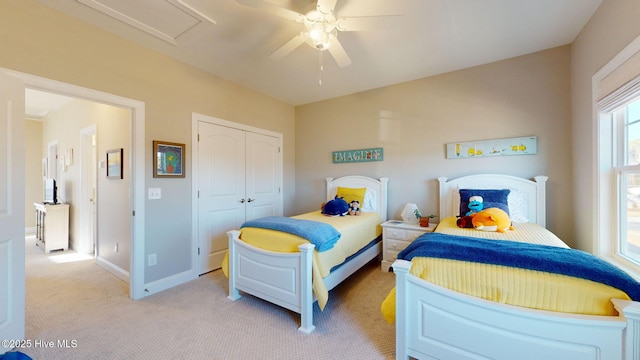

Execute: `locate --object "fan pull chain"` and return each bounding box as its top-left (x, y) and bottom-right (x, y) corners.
top-left (318, 50), bottom-right (324, 86)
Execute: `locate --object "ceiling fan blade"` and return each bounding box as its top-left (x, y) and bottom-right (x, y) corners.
top-left (337, 15), bottom-right (403, 32)
top-left (237, 0), bottom-right (305, 22)
top-left (328, 36), bottom-right (351, 67)
top-left (316, 0), bottom-right (338, 15)
top-left (270, 33), bottom-right (306, 60)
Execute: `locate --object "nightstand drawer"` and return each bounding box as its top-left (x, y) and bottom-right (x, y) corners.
top-left (384, 228), bottom-right (425, 241)
top-left (385, 238), bottom-right (412, 252)
top-left (385, 249), bottom-right (401, 262)
top-left (405, 229), bottom-right (426, 241)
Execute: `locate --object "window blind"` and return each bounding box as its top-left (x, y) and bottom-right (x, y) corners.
top-left (597, 73), bottom-right (640, 113)
top-left (597, 48), bottom-right (640, 106)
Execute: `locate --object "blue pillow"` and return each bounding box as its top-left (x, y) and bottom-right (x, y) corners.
top-left (459, 189), bottom-right (510, 216)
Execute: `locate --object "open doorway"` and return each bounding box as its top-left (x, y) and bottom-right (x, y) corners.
top-left (47, 141), bottom-right (58, 183)
top-left (9, 68), bottom-right (147, 300)
top-left (1, 66), bottom-right (147, 346)
top-left (25, 89), bottom-right (131, 280)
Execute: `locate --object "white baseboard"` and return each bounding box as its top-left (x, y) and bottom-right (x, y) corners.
top-left (96, 256), bottom-right (130, 283)
top-left (142, 270), bottom-right (196, 297)
top-left (96, 256), bottom-right (198, 298)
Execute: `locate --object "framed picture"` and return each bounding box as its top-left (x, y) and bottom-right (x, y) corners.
top-left (446, 136), bottom-right (537, 159)
top-left (106, 148), bottom-right (123, 179)
top-left (153, 141), bottom-right (185, 178)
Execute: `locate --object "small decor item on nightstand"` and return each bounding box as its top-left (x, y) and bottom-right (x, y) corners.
top-left (401, 203), bottom-right (420, 225)
top-left (419, 214), bottom-right (437, 227)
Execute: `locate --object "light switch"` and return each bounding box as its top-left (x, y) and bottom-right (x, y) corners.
top-left (148, 187), bottom-right (161, 200)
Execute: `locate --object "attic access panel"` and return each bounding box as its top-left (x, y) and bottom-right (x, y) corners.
top-left (78, 0), bottom-right (215, 44)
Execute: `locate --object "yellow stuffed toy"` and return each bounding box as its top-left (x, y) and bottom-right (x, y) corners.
top-left (471, 207), bottom-right (514, 233)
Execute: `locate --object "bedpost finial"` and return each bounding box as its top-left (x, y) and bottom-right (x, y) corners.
top-left (534, 175), bottom-right (548, 183)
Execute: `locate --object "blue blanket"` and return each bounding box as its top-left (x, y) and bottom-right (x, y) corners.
top-left (398, 232), bottom-right (640, 301)
top-left (242, 216), bottom-right (341, 252)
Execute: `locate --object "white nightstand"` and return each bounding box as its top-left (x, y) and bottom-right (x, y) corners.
top-left (381, 220), bottom-right (436, 272)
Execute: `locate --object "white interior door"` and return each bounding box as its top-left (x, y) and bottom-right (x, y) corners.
top-left (245, 132), bottom-right (282, 220)
top-left (80, 125), bottom-right (97, 254)
top-left (197, 122), bottom-right (246, 274)
top-left (0, 71), bottom-right (26, 354)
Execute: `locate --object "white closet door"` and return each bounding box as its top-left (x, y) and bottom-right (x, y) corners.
top-left (197, 122), bottom-right (246, 274)
top-left (0, 71), bottom-right (25, 353)
top-left (245, 132), bottom-right (282, 221)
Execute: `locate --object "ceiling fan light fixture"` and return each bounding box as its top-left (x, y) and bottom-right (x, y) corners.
top-left (238, 1), bottom-right (368, 69)
top-left (302, 10), bottom-right (337, 50)
top-left (304, 21), bottom-right (335, 50)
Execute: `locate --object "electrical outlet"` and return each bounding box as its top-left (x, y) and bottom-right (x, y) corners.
top-left (114, 242), bottom-right (118, 253)
top-left (148, 253), bottom-right (157, 266)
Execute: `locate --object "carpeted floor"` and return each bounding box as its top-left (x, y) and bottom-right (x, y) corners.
top-left (21, 236), bottom-right (397, 359)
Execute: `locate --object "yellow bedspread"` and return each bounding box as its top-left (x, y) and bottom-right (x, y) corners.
top-left (224, 211), bottom-right (382, 309)
top-left (381, 217), bottom-right (632, 323)
top-left (435, 216), bottom-right (568, 247)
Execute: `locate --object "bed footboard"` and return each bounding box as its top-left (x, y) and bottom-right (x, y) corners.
top-left (613, 299), bottom-right (640, 360)
top-left (227, 229), bottom-right (316, 333)
top-left (392, 259), bottom-right (640, 360)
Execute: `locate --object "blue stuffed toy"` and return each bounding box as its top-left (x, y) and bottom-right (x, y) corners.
top-left (465, 195), bottom-right (484, 216)
top-left (322, 196), bottom-right (349, 216)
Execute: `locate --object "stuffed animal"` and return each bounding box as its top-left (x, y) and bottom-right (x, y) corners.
top-left (321, 196), bottom-right (349, 216)
top-left (456, 215), bottom-right (474, 228)
top-left (471, 207), bottom-right (514, 233)
top-left (465, 195), bottom-right (484, 216)
top-left (348, 200), bottom-right (361, 216)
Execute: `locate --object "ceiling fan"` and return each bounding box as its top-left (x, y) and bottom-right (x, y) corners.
top-left (237, 0), bottom-right (401, 68)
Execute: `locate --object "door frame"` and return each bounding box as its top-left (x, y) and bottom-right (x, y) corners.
top-left (0, 67), bottom-right (26, 354)
top-left (3, 67), bottom-right (147, 300)
top-left (191, 112), bottom-right (283, 277)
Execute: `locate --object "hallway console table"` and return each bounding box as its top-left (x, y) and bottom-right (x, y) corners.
top-left (34, 202), bottom-right (69, 253)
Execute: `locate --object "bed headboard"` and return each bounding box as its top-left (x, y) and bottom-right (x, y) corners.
top-left (438, 174), bottom-right (548, 227)
top-left (326, 176), bottom-right (389, 222)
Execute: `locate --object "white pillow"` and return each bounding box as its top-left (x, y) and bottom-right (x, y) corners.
top-left (508, 189), bottom-right (529, 223)
top-left (362, 188), bottom-right (377, 212)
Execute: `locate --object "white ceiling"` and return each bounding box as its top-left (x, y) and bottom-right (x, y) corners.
top-left (25, 89), bottom-right (75, 120)
top-left (34, 0), bottom-right (602, 106)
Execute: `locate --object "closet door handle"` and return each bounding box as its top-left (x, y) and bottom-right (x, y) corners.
top-left (247, 198), bottom-right (255, 203)
top-left (239, 198), bottom-right (245, 203)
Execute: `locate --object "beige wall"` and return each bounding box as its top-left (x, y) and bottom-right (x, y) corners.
top-left (94, 105), bottom-right (132, 273)
top-left (24, 120), bottom-right (43, 229)
top-left (296, 46), bottom-right (574, 244)
top-left (0, 0), bottom-right (295, 284)
top-left (571, 0), bottom-right (640, 252)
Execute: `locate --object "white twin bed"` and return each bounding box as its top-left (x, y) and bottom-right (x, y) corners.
top-left (391, 174), bottom-right (640, 360)
top-left (226, 175), bottom-right (388, 333)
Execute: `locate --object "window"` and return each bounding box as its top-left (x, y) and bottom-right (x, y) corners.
top-left (597, 79), bottom-right (640, 278)
top-left (613, 99), bottom-right (640, 265)
top-left (594, 34), bottom-right (640, 280)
